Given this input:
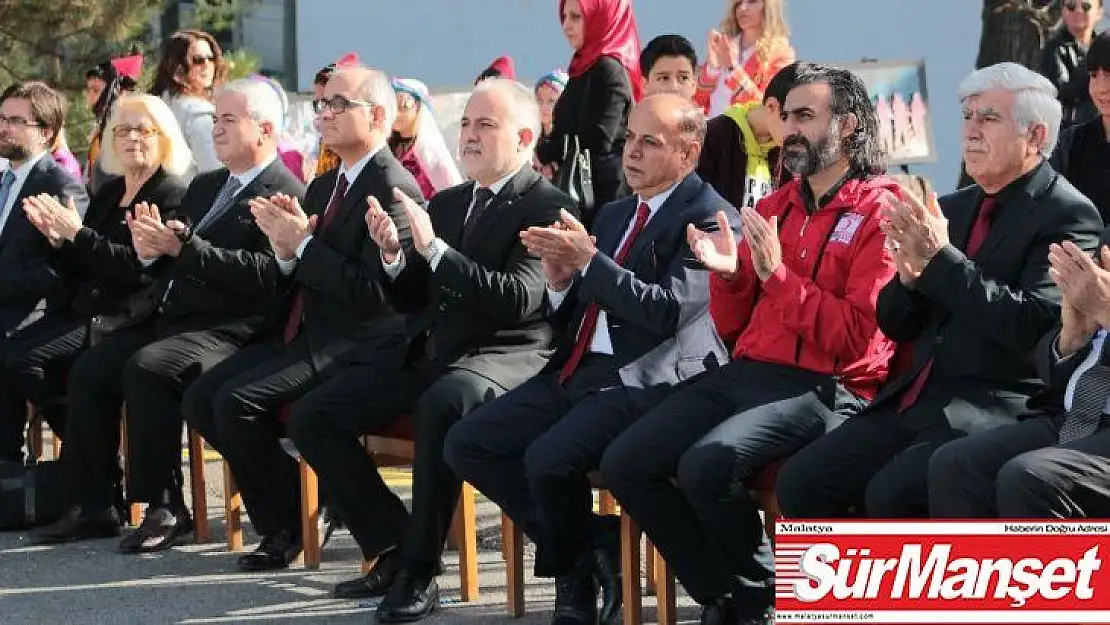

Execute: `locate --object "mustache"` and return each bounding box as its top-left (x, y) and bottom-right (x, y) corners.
top-left (783, 134), bottom-right (813, 150)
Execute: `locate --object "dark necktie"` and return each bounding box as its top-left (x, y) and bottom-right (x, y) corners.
top-left (195, 175), bottom-right (242, 234)
top-left (558, 201), bottom-right (652, 384)
top-left (282, 173), bottom-right (349, 344)
top-left (898, 196), bottom-right (998, 412)
top-left (1059, 336), bottom-right (1110, 443)
top-left (461, 186), bottom-right (495, 246)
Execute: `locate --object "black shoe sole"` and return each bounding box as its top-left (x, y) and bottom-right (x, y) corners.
top-left (375, 597), bottom-right (439, 623)
top-left (119, 523), bottom-right (194, 554)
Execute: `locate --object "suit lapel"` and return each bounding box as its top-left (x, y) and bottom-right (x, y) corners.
top-left (623, 174), bottom-right (700, 267)
top-left (973, 165), bottom-right (1052, 261)
top-left (947, 188), bottom-right (979, 255)
top-left (461, 167), bottom-right (543, 254)
top-left (0, 157), bottom-right (50, 251)
top-left (598, 200), bottom-right (636, 257)
top-left (438, 183), bottom-right (470, 247)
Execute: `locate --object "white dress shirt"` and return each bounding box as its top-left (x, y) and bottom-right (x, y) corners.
top-left (1060, 329), bottom-right (1110, 414)
top-left (381, 164), bottom-right (524, 279)
top-left (0, 150), bottom-right (49, 237)
top-left (277, 144), bottom-right (384, 275)
top-left (547, 182), bottom-right (677, 356)
top-left (139, 155), bottom-right (277, 268)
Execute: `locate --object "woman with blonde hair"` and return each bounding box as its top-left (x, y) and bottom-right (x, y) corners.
top-left (151, 28), bottom-right (227, 174)
top-left (696, 0), bottom-right (795, 117)
top-left (6, 94), bottom-right (189, 532)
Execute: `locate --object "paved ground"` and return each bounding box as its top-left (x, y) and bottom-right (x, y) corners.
top-left (0, 446), bottom-right (698, 624)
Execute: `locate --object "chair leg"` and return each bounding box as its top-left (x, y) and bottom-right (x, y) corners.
top-left (299, 456), bottom-right (321, 569)
top-left (223, 461), bottom-right (243, 551)
top-left (27, 403), bottom-right (44, 462)
top-left (504, 513), bottom-right (525, 617)
top-left (620, 511), bottom-right (642, 625)
top-left (187, 427), bottom-right (209, 543)
top-left (599, 489), bottom-right (617, 516)
top-left (500, 511), bottom-right (510, 562)
top-left (119, 409), bottom-right (141, 526)
top-left (654, 548), bottom-right (676, 625)
top-left (453, 483), bottom-right (479, 602)
top-left (50, 428), bottom-right (61, 459)
top-left (644, 537), bottom-right (657, 595)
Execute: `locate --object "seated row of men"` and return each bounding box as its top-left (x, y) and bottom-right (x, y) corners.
top-left (0, 56), bottom-right (1108, 625)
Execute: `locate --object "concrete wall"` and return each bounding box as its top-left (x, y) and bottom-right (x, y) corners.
top-left (295, 0), bottom-right (983, 189)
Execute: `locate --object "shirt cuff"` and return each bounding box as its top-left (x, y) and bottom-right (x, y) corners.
top-left (382, 249), bottom-right (406, 279)
top-left (428, 238), bottom-right (449, 271)
top-left (295, 235), bottom-right (313, 259)
top-left (138, 256), bottom-right (157, 268)
top-left (276, 256), bottom-right (297, 275)
top-left (547, 284), bottom-right (570, 310)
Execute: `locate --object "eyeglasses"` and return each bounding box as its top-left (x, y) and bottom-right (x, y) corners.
top-left (312, 95), bottom-right (375, 115)
top-left (112, 125), bottom-right (159, 139)
top-left (0, 115), bottom-right (41, 128)
top-left (1065, 2), bottom-right (1094, 12)
top-left (191, 55), bottom-right (216, 66)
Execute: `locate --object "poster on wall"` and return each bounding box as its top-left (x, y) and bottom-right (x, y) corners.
top-left (837, 59), bottom-right (936, 166)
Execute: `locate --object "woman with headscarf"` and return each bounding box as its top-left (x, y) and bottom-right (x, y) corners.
top-left (533, 69), bottom-right (569, 179)
top-left (696, 0), bottom-right (795, 118)
top-left (388, 78), bottom-right (462, 199)
top-left (534, 0), bottom-right (642, 220)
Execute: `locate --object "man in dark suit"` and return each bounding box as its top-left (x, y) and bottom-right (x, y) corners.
top-left (287, 78), bottom-right (570, 621)
top-left (775, 62), bottom-right (1106, 520)
top-left (181, 66), bottom-right (422, 571)
top-left (32, 80), bottom-right (306, 547)
top-left (928, 231), bottom-right (1110, 518)
top-left (0, 81), bottom-right (88, 340)
top-left (445, 92), bottom-right (735, 625)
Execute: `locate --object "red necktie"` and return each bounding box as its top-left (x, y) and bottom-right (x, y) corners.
top-left (558, 202), bottom-right (652, 384)
top-left (282, 174), bottom-right (350, 344)
top-left (898, 196), bottom-right (997, 412)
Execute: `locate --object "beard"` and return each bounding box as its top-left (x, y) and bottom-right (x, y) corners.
top-left (781, 121), bottom-right (842, 178)
top-left (0, 139), bottom-right (29, 161)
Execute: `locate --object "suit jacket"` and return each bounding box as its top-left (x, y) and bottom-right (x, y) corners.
top-left (868, 161), bottom-right (1104, 435)
top-left (55, 167), bottom-right (188, 318)
top-left (0, 155), bottom-right (89, 334)
top-left (272, 148), bottom-right (424, 372)
top-left (384, 166), bottom-right (570, 390)
top-left (153, 159), bottom-right (307, 341)
top-left (545, 171), bottom-right (736, 390)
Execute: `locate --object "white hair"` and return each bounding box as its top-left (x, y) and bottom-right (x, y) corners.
top-left (957, 62), bottom-right (1062, 156)
top-left (470, 78), bottom-right (542, 163)
top-left (341, 67), bottom-right (397, 132)
top-left (216, 79), bottom-right (285, 135)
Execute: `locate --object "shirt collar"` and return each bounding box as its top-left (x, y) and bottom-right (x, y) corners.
top-left (473, 164), bottom-right (525, 199)
top-left (637, 180), bottom-right (681, 216)
top-left (229, 154), bottom-right (277, 192)
top-left (338, 143), bottom-right (385, 189)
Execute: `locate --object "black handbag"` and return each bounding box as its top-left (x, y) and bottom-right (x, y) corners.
top-left (553, 134), bottom-right (596, 218)
top-left (0, 460), bottom-right (69, 530)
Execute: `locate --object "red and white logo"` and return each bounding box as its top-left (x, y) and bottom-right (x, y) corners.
top-left (774, 521), bottom-right (1110, 623)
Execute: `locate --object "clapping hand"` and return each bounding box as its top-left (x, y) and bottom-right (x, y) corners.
top-left (127, 202), bottom-right (182, 259)
top-left (687, 210), bottom-right (740, 278)
top-left (366, 195), bottom-right (401, 262)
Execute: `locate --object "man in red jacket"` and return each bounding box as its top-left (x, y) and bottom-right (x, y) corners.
top-left (601, 64), bottom-right (899, 625)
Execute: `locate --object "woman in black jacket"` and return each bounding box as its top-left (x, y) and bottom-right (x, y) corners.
top-left (535, 0), bottom-right (643, 225)
top-left (0, 94), bottom-right (190, 464)
top-left (1040, 0), bottom-right (1102, 126)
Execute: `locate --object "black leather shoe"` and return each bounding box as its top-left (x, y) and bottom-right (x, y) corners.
top-left (376, 568), bottom-right (439, 623)
top-left (593, 525), bottom-right (622, 624)
top-left (334, 548), bottom-right (403, 599)
top-left (32, 506), bottom-right (122, 544)
top-left (237, 529), bottom-right (302, 571)
top-left (552, 556), bottom-right (598, 625)
top-left (119, 506), bottom-right (193, 553)
top-left (699, 596), bottom-right (739, 625)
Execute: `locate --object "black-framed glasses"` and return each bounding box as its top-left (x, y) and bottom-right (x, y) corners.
top-left (191, 55), bottom-right (216, 66)
top-left (312, 95), bottom-right (375, 115)
top-left (112, 124), bottom-right (159, 139)
top-left (1065, 1), bottom-right (1094, 12)
top-left (0, 114), bottom-right (41, 128)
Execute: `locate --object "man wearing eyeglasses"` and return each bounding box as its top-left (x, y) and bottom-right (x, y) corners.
top-left (182, 66), bottom-right (425, 572)
top-left (1039, 0), bottom-right (1103, 126)
top-left (0, 81), bottom-right (88, 339)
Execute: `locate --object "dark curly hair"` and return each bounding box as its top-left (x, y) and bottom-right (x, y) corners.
top-left (149, 29), bottom-right (226, 98)
top-left (790, 63), bottom-right (887, 175)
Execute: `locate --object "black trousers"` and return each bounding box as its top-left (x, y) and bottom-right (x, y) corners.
top-left (289, 358), bottom-right (505, 570)
top-left (0, 313), bottom-right (86, 462)
top-left (444, 356), bottom-right (661, 577)
top-left (929, 415), bottom-right (1110, 517)
top-left (775, 383), bottom-right (957, 519)
top-left (182, 337), bottom-right (336, 537)
top-left (601, 359), bottom-right (851, 610)
top-left (122, 328), bottom-right (242, 507)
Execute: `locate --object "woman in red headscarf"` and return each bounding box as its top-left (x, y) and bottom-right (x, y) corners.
top-left (535, 0), bottom-right (642, 224)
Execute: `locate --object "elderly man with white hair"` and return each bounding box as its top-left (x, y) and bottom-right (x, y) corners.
top-left (775, 61), bottom-right (1105, 520)
top-left (32, 79), bottom-right (307, 550)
